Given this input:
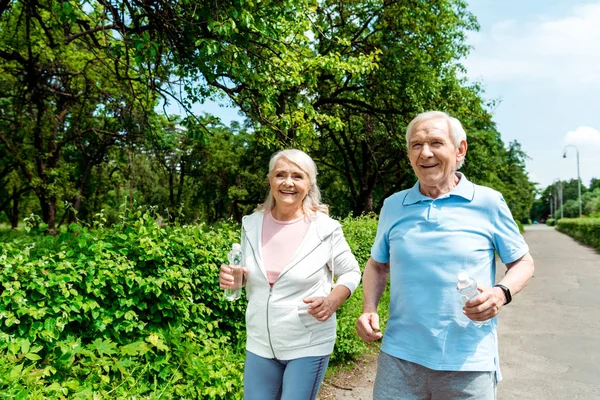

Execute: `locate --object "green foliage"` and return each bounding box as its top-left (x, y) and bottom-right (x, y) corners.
top-left (330, 215), bottom-right (386, 363)
top-left (0, 208), bottom-right (247, 397)
top-left (546, 218), bottom-right (555, 227)
top-left (0, 212), bottom-right (382, 396)
top-left (556, 218), bottom-right (600, 250)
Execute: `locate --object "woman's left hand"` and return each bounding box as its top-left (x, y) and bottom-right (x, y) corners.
top-left (303, 286), bottom-right (350, 322)
top-left (303, 296), bottom-right (339, 322)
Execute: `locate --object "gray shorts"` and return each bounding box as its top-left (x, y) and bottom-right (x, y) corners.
top-left (373, 351), bottom-right (497, 400)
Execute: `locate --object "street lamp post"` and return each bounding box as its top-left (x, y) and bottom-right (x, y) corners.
top-left (563, 145), bottom-right (582, 218)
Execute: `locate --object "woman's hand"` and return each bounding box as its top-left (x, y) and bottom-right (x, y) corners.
top-left (303, 285), bottom-right (351, 322)
top-left (219, 264), bottom-right (247, 289)
top-left (303, 296), bottom-right (339, 322)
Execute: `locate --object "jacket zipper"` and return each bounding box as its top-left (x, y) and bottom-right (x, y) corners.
top-left (266, 286), bottom-right (276, 359)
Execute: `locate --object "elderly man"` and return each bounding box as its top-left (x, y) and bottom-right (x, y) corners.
top-left (356, 111), bottom-right (535, 399)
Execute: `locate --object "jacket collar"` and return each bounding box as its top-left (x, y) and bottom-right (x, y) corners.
top-left (403, 172), bottom-right (474, 205)
top-left (242, 211), bottom-right (337, 279)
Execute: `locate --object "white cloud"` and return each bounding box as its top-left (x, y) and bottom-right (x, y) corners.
top-left (465, 2), bottom-right (600, 86)
top-left (564, 126), bottom-right (600, 149)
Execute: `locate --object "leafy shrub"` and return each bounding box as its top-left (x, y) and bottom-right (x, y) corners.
top-left (556, 218), bottom-right (600, 250)
top-left (0, 211), bottom-right (384, 397)
top-left (546, 218), bottom-right (555, 226)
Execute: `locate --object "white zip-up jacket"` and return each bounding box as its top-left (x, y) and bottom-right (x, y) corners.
top-left (241, 211), bottom-right (361, 360)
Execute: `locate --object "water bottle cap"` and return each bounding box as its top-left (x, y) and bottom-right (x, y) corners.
top-left (457, 272), bottom-right (469, 283)
top-left (232, 243), bottom-right (241, 251)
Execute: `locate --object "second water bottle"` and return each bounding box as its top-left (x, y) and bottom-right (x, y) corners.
top-left (456, 272), bottom-right (490, 327)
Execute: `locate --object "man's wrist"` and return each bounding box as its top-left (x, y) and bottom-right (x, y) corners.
top-left (494, 284), bottom-right (512, 305)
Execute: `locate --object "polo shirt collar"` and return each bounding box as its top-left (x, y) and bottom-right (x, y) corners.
top-left (403, 172), bottom-right (475, 205)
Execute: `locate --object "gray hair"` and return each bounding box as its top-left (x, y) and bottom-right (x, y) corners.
top-left (255, 149), bottom-right (329, 216)
top-left (405, 111), bottom-right (467, 169)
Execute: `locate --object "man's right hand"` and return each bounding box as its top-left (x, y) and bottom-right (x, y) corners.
top-left (356, 312), bottom-right (383, 342)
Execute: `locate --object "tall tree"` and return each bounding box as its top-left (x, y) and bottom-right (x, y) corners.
top-left (0, 1), bottom-right (151, 233)
top-left (304, 0), bottom-right (497, 215)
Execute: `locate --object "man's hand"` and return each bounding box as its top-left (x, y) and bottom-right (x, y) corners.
top-left (463, 286), bottom-right (507, 322)
top-left (356, 312), bottom-right (383, 342)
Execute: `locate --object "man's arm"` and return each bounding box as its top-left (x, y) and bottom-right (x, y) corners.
top-left (355, 257), bottom-right (390, 342)
top-left (464, 252), bottom-right (535, 321)
top-left (496, 251), bottom-right (535, 298)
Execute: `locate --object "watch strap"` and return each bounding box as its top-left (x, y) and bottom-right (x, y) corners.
top-left (494, 284), bottom-right (512, 305)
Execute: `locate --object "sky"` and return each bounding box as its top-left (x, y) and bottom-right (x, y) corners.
top-left (166, 1), bottom-right (600, 191)
top-left (464, 0), bottom-right (600, 189)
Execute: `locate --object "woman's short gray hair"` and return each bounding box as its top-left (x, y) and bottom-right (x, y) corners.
top-left (255, 149), bottom-right (329, 216)
top-left (405, 111), bottom-right (467, 169)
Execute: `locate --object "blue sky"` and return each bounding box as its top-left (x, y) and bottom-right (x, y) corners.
top-left (167, 1), bottom-right (600, 190)
top-left (464, 0), bottom-right (600, 189)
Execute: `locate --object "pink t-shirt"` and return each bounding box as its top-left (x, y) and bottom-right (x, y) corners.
top-left (262, 211), bottom-right (311, 285)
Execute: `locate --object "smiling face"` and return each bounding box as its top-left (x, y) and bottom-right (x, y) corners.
top-left (408, 118), bottom-right (467, 197)
top-left (269, 158), bottom-right (310, 215)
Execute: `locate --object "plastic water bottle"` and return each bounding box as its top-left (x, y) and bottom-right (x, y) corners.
top-left (456, 272), bottom-right (490, 327)
top-left (224, 243), bottom-right (243, 301)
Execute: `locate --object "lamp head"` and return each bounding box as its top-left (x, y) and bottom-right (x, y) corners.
top-left (563, 153), bottom-right (566, 158)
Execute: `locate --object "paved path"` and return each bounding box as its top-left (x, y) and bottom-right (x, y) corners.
top-left (498, 225), bottom-right (600, 399)
top-left (325, 225), bottom-right (600, 399)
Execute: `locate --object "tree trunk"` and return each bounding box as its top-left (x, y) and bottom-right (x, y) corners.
top-left (168, 164), bottom-right (175, 212)
top-left (69, 159), bottom-right (94, 223)
top-left (11, 187), bottom-right (18, 228)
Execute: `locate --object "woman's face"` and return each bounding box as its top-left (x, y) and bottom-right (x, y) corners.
top-left (269, 158), bottom-right (310, 212)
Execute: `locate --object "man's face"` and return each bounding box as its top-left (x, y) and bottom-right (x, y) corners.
top-left (408, 118), bottom-right (466, 189)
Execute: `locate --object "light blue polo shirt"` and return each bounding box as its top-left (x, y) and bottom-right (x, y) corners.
top-left (371, 173), bottom-right (528, 374)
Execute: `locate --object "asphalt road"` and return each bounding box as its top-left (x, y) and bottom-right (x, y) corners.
top-left (327, 224), bottom-right (600, 399)
top-left (497, 224), bottom-right (600, 399)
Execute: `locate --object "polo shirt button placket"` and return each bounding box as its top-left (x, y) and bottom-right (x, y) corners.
top-left (429, 201), bottom-right (438, 221)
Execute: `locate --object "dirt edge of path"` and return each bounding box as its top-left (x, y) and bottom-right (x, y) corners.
top-left (318, 349), bottom-right (379, 399)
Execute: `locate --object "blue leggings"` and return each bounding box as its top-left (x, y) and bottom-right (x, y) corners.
top-left (243, 351), bottom-right (330, 400)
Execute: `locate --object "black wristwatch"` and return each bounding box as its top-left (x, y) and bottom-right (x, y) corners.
top-left (494, 284), bottom-right (512, 305)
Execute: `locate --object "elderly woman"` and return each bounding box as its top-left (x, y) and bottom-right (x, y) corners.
top-left (219, 149), bottom-right (361, 400)
top-left (356, 111), bottom-right (535, 399)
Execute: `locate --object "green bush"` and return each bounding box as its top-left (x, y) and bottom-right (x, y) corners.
top-left (546, 218), bottom-right (555, 226)
top-left (0, 211), bottom-right (245, 399)
top-left (0, 211), bottom-right (384, 397)
top-left (556, 218), bottom-right (600, 250)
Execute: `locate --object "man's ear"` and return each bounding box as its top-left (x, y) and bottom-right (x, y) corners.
top-left (456, 140), bottom-right (467, 161)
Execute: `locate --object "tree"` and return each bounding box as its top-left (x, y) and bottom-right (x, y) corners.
top-left (304, 0), bottom-right (522, 216)
top-left (0, 1), bottom-right (155, 233)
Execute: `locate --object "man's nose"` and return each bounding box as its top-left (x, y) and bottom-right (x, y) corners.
top-left (420, 144), bottom-right (433, 157)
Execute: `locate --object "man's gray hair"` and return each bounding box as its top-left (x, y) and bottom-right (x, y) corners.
top-left (405, 111), bottom-right (467, 169)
